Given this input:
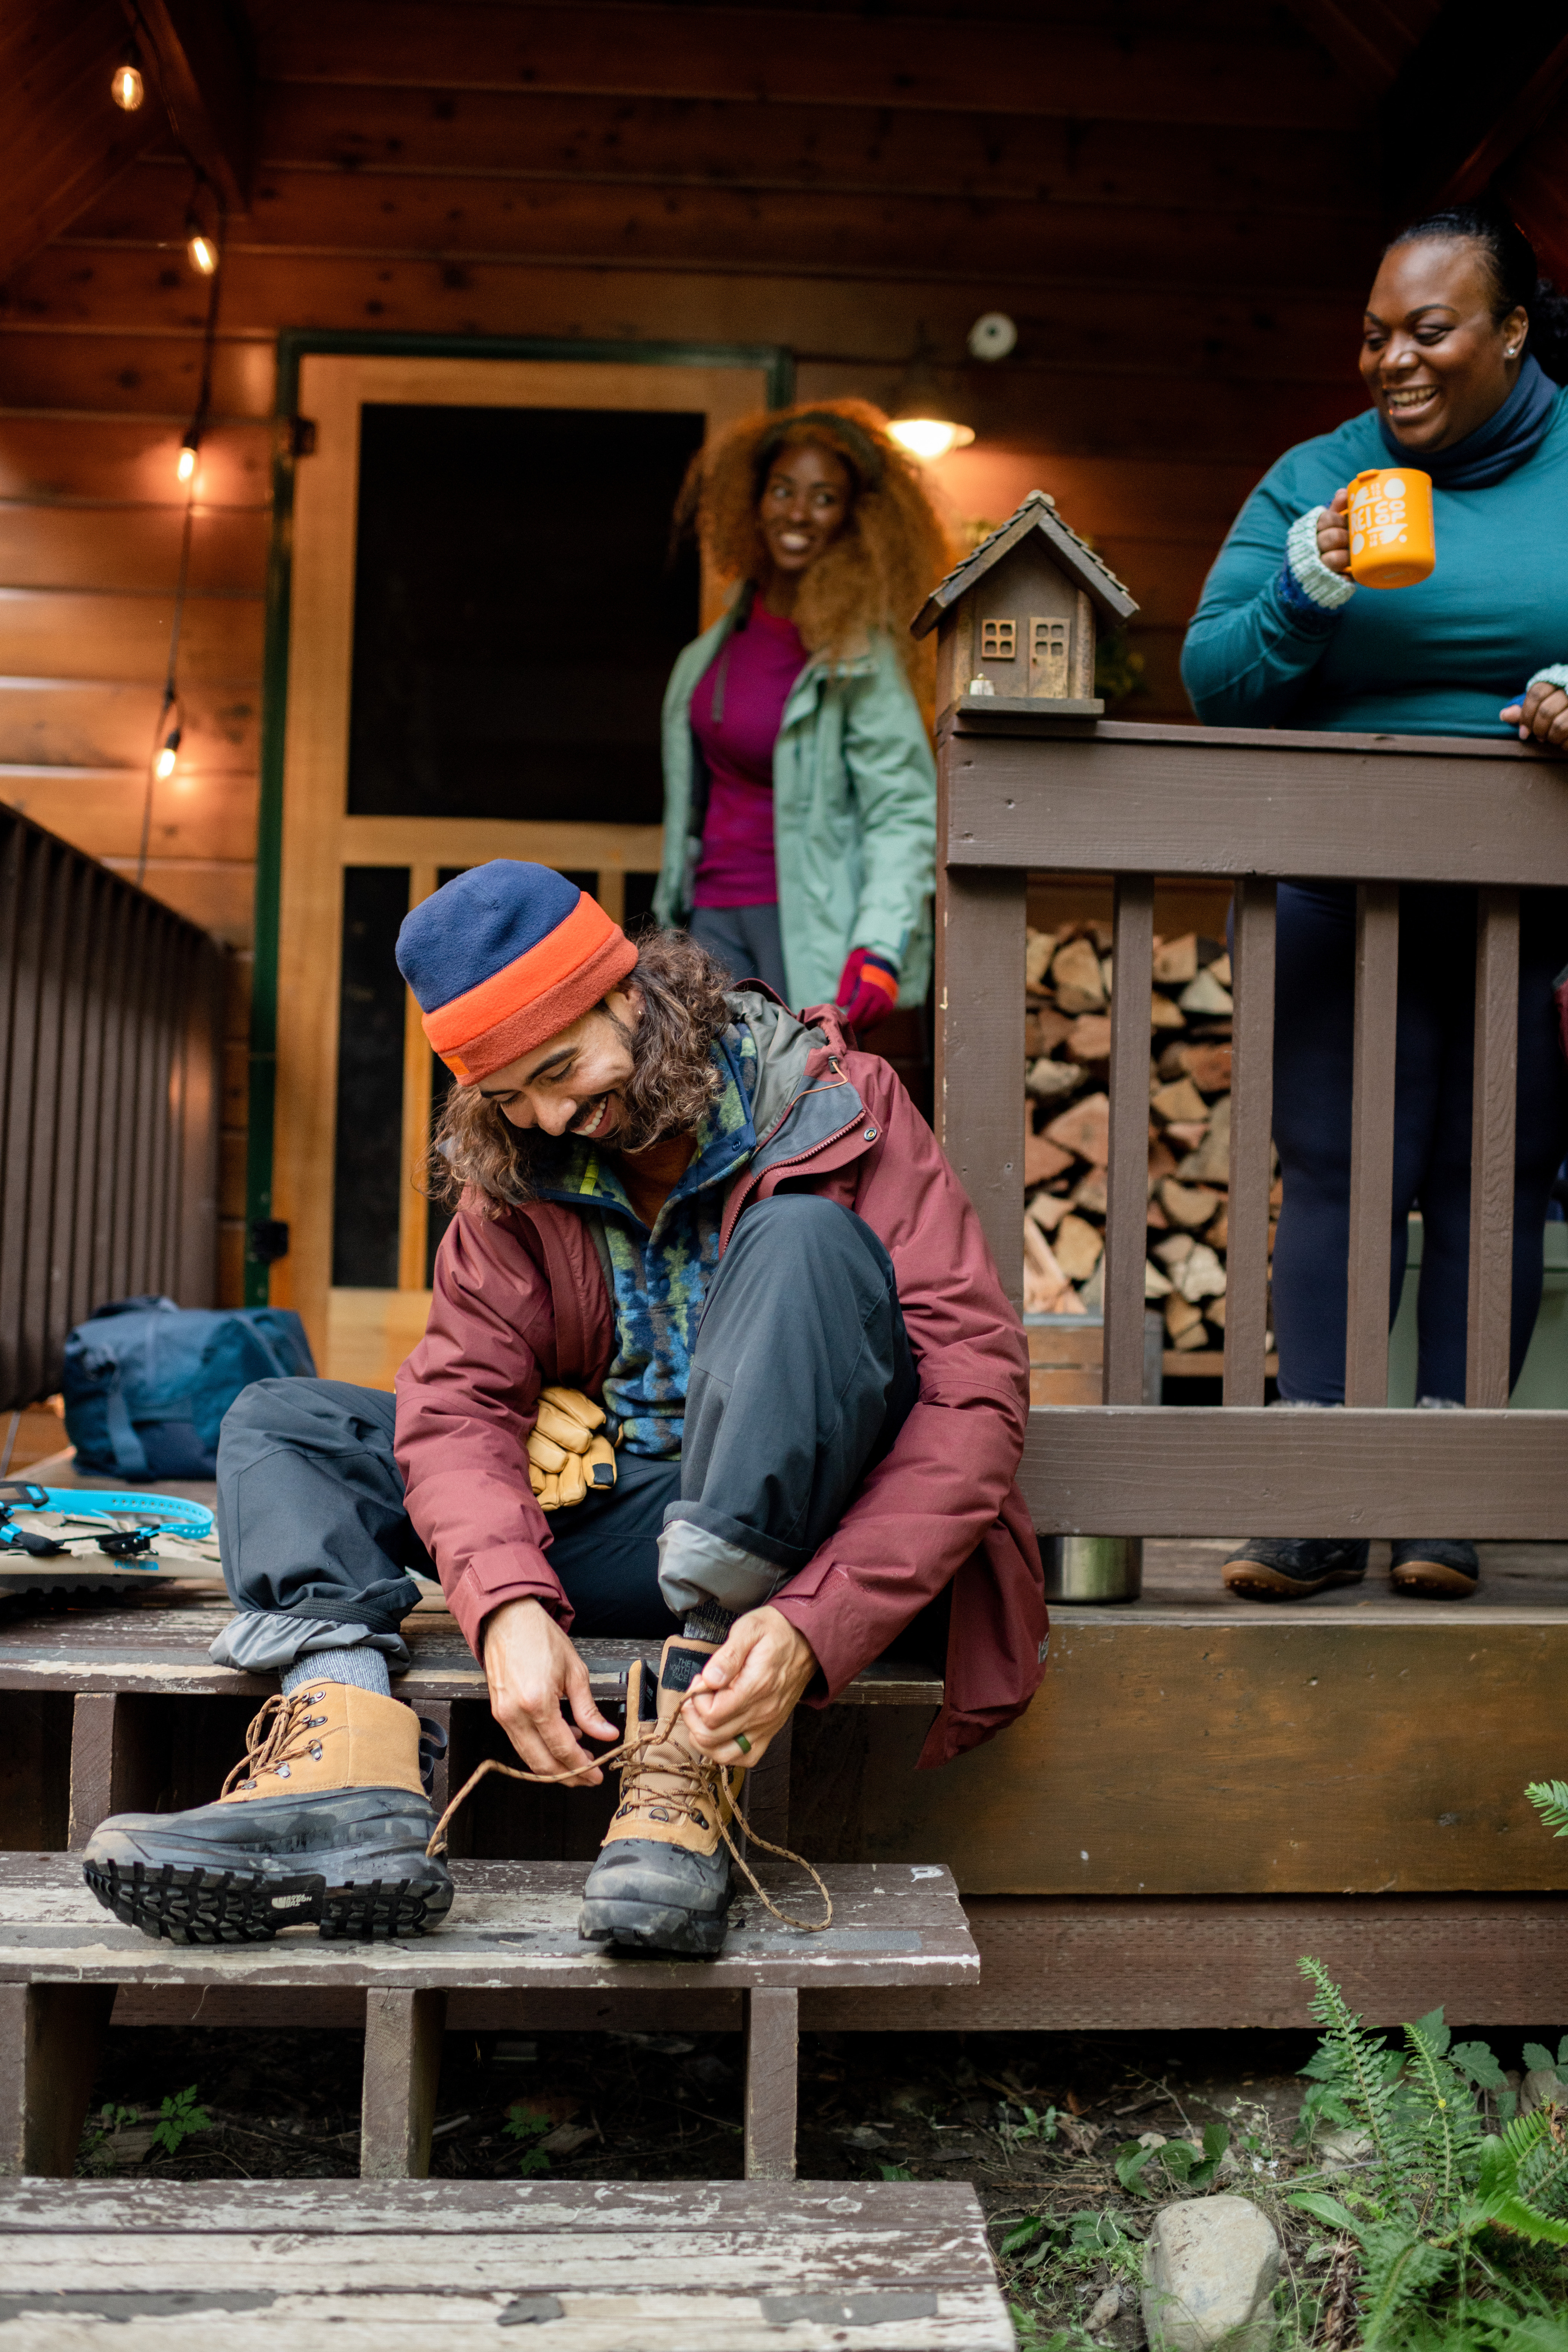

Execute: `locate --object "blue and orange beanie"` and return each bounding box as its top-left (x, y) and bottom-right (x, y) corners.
top-left (395, 861), bottom-right (639, 1084)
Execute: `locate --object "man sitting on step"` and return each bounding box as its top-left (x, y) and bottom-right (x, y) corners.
top-left (83, 862), bottom-right (1045, 1952)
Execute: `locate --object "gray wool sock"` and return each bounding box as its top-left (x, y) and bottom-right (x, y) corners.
top-left (681, 1601), bottom-right (737, 1649)
top-left (281, 1646), bottom-right (392, 1700)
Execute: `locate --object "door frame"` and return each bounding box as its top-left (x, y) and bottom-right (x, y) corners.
top-left (247, 330), bottom-right (793, 1326)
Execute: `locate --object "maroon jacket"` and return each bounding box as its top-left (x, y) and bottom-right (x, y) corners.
top-left (395, 1003), bottom-right (1046, 1767)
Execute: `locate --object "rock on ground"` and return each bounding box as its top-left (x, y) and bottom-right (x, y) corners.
top-left (1142, 2195), bottom-right (1282, 2352)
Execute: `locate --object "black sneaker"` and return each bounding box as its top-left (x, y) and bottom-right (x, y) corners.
top-left (1390, 1539), bottom-right (1479, 1598)
top-left (81, 1684), bottom-right (454, 1944)
top-left (1223, 1539), bottom-right (1369, 1599)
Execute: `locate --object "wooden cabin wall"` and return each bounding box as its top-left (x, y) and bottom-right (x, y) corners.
top-left (0, 0), bottom-right (1386, 1302)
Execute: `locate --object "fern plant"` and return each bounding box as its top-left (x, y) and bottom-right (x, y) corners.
top-left (1526, 1780), bottom-right (1568, 1837)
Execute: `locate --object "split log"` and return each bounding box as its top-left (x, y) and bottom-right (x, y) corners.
top-left (1150, 1076), bottom-right (1207, 1126)
top-left (1050, 936), bottom-right (1106, 1013)
top-left (1160, 1042), bottom-right (1233, 1093)
top-left (1025, 929), bottom-right (1057, 992)
top-left (1176, 1092), bottom-right (1232, 1185)
top-left (1209, 952), bottom-right (1232, 985)
top-left (1071, 1168), bottom-right (1108, 1217)
top-left (1027, 1056), bottom-right (1086, 1104)
top-left (1026, 1192), bottom-right (1070, 1234)
top-left (1179, 967), bottom-right (1234, 1017)
top-left (1168, 1241), bottom-right (1226, 1303)
top-left (1163, 1119), bottom-right (1207, 1151)
top-left (1150, 991), bottom-right (1186, 1031)
top-left (1065, 1013), bottom-right (1112, 1063)
top-left (1053, 1214), bottom-right (1104, 1283)
top-left (1144, 1259), bottom-right (1173, 1298)
top-left (1152, 933), bottom-right (1199, 986)
top-left (1023, 1217), bottom-right (1086, 1316)
top-left (1045, 1091), bottom-right (1110, 1166)
top-left (1154, 1232), bottom-right (1194, 1267)
top-left (1159, 1177), bottom-right (1222, 1228)
top-left (1024, 1006), bottom-right (1074, 1058)
top-left (1147, 1140), bottom-right (1178, 1191)
top-left (1146, 1199), bottom-right (1169, 1228)
top-left (1025, 1127), bottom-right (1074, 1187)
top-left (1163, 1292), bottom-right (1204, 1342)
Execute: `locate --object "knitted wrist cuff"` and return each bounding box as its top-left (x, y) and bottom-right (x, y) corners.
top-left (1526, 665), bottom-right (1568, 693)
top-left (1285, 507), bottom-right (1356, 610)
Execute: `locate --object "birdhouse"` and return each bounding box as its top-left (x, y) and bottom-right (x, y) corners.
top-left (912, 489), bottom-right (1138, 723)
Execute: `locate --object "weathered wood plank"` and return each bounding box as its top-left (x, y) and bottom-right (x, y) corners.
top-left (0, 1859), bottom-right (975, 1991)
top-left (1468, 885), bottom-right (1519, 1408)
top-left (66, 1692), bottom-right (160, 1848)
top-left (1020, 1406), bottom-right (1568, 1536)
top-left (934, 866), bottom-right (1024, 1309)
top-left (361, 1987), bottom-right (446, 2180)
top-left (0, 1983), bottom-right (115, 2177)
top-left (945, 721), bottom-right (1568, 883)
top-left (742, 1986), bottom-right (797, 2184)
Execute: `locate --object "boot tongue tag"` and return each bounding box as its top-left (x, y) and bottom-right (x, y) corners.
top-left (659, 1643), bottom-right (711, 1695)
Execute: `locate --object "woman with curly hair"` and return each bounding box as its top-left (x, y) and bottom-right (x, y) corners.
top-left (653, 399), bottom-right (952, 1029)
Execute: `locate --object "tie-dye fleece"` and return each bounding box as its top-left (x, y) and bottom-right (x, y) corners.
top-left (534, 1026), bottom-right (758, 1455)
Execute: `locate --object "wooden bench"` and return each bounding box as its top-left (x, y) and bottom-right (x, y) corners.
top-left (0, 1855), bottom-right (976, 2184)
top-left (0, 2177), bottom-right (1011, 2348)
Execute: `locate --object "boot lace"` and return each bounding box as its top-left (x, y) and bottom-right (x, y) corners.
top-left (425, 1725), bottom-right (833, 1934)
top-left (220, 1690), bottom-right (330, 1798)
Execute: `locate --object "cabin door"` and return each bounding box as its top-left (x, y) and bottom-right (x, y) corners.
top-left (271, 352), bottom-right (770, 1381)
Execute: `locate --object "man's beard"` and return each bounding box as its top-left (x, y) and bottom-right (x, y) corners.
top-left (599, 1000), bottom-right (720, 1154)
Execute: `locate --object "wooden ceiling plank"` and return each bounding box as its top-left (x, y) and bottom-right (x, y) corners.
top-left (1276, 0), bottom-right (1423, 95)
top-left (1379, 0), bottom-right (1568, 216)
top-left (129, 0), bottom-right (255, 213)
top-left (254, 1), bottom-right (1357, 131)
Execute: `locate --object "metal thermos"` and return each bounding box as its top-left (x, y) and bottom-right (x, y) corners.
top-left (1043, 1535), bottom-right (1143, 1604)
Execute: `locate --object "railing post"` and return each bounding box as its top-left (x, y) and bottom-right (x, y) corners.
top-left (1467, 886), bottom-right (1520, 1408)
top-left (1224, 877), bottom-right (1276, 1407)
top-left (1345, 882), bottom-right (1400, 1406)
top-left (935, 829), bottom-right (1026, 1311)
top-left (1104, 875), bottom-right (1154, 1404)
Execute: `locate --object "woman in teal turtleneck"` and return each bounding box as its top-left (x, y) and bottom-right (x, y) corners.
top-left (1182, 199), bottom-right (1568, 1605)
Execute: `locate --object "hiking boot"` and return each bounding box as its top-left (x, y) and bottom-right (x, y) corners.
top-left (81, 1683), bottom-right (454, 1945)
top-left (1222, 1538), bottom-right (1369, 1599)
top-left (1390, 1539), bottom-right (1480, 1597)
top-left (578, 1637), bottom-right (743, 1958)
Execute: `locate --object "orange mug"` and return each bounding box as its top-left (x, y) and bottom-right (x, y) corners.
top-left (1346, 466), bottom-right (1434, 589)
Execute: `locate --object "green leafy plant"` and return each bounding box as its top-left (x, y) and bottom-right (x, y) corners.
top-left (1007, 2103), bottom-right (1059, 2146)
top-left (502, 2102), bottom-right (553, 2177)
top-left (1115, 2120), bottom-right (1230, 2200)
top-left (1094, 627), bottom-right (1147, 709)
top-left (877, 2161), bottom-right (913, 2181)
top-left (1525, 1781), bottom-right (1568, 1836)
top-left (150, 2087), bottom-right (209, 2158)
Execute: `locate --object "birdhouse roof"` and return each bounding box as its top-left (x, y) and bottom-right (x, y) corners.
top-left (911, 489), bottom-right (1139, 637)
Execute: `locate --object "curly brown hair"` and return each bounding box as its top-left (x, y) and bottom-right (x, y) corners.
top-left (674, 397), bottom-right (953, 680)
top-left (423, 931), bottom-right (736, 1215)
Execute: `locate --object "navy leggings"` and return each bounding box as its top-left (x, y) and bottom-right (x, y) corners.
top-left (1270, 883), bottom-right (1568, 1405)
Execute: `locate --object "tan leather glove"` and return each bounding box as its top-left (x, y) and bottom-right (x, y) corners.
top-left (527, 1386), bottom-right (618, 1511)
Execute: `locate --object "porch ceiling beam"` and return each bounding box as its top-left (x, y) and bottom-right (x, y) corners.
top-left (124, 0), bottom-right (254, 213)
top-left (1377, 0), bottom-right (1568, 217)
top-left (1275, 0), bottom-right (1418, 98)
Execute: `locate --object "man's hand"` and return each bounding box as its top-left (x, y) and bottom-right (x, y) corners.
top-left (681, 1606), bottom-right (818, 1768)
top-left (1314, 485), bottom-right (1351, 575)
top-left (1501, 678), bottom-right (1568, 747)
top-left (482, 1596), bottom-right (618, 1783)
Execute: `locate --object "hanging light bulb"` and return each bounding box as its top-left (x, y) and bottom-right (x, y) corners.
top-left (186, 223), bottom-right (219, 276)
top-left (176, 430), bottom-right (200, 484)
top-left (886, 336), bottom-right (974, 465)
top-left (111, 45), bottom-right (145, 111)
top-left (155, 726), bottom-right (181, 781)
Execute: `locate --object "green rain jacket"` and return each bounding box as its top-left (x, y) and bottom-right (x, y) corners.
top-left (653, 588), bottom-right (936, 1011)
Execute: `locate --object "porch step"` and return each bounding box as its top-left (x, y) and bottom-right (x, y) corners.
top-left (0, 1857), bottom-right (975, 2182)
top-left (0, 2178), bottom-right (1011, 2349)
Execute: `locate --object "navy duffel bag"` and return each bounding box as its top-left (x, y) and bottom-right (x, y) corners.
top-left (63, 1294), bottom-right (315, 1478)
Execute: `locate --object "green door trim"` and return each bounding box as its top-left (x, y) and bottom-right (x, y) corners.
top-left (246, 328), bottom-right (795, 1303)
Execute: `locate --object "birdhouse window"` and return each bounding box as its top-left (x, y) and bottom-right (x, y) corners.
top-left (980, 619), bottom-right (1016, 660)
top-left (1030, 617), bottom-right (1070, 699)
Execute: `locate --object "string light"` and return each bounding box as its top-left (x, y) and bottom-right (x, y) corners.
top-left (176, 430), bottom-right (200, 484)
top-left (154, 726), bottom-right (181, 781)
top-left (887, 333), bottom-right (974, 465)
top-left (111, 46), bottom-right (145, 111)
top-left (186, 221), bottom-right (219, 276)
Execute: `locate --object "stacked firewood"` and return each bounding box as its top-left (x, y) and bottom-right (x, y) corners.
top-left (1022, 921), bottom-right (1277, 1356)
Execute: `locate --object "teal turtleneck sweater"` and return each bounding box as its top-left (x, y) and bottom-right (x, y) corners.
top-left (1181, 388), bottom-right (1568, 737)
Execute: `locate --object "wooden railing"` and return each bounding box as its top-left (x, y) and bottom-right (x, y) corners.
top-left (0, 806), bottom-right (224, 1413)
top-left (936, 718), bottom-right (1568, 1540)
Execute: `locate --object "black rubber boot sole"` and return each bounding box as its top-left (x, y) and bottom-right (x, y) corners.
top-left (1222, 1539), bottom-right (1370, 1600)
top-left (82, 1852), bottom-right (453, 1944)
top-left (578, 1895), bottom-right (729, 1957)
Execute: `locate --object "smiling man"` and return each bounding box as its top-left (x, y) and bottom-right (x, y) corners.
top-left (83, 862), bottom-right (1045, 1952)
